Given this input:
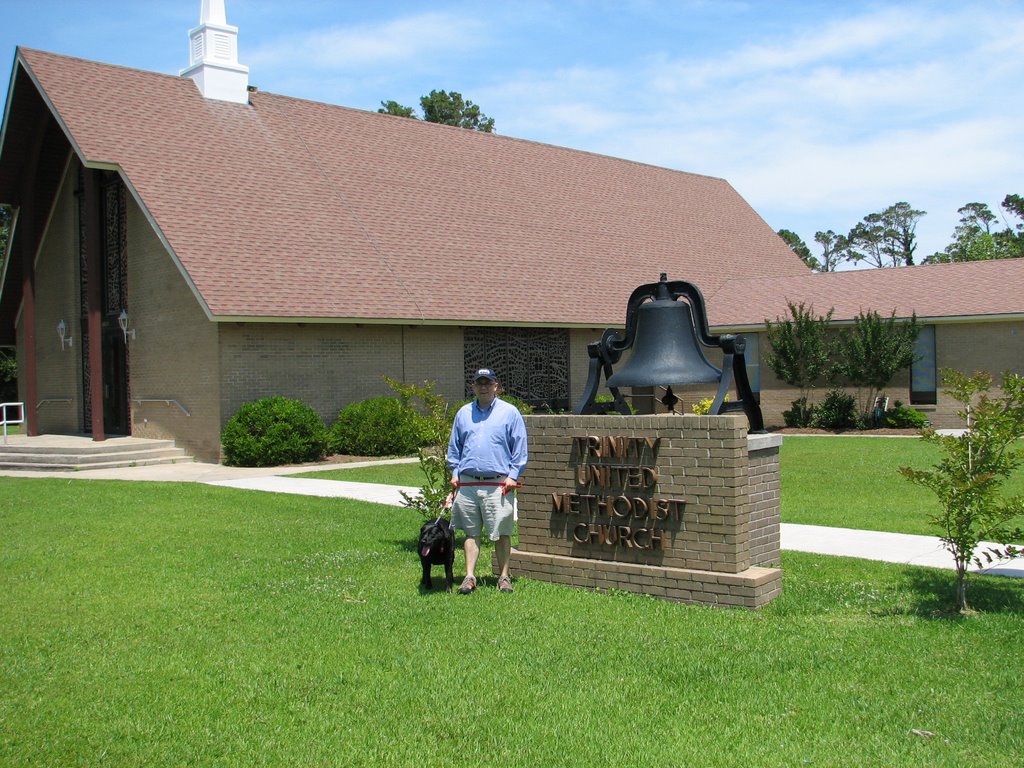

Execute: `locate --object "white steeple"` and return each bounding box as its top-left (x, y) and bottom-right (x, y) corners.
top-left (180, 0), bottom-right (250, 104)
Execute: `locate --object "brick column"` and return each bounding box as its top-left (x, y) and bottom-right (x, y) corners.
top-left (501, 414), bottom-right (783, 608)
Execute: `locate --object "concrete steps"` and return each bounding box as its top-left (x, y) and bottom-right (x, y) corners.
top-left (0, 437), bottom-right (193, 471)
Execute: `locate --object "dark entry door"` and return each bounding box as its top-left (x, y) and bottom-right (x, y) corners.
top-left (101, 324), bottom-right (130, 435)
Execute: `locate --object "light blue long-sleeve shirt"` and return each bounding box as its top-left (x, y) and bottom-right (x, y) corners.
top-left (446, 397), bottom-right (528, 481)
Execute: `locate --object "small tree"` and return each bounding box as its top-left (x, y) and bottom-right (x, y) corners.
top-left (386, 378), bottom-right (456, 521)
top-left (899, 370), bottom-right (1024, 613)
top-left (764, 302), bottom-right (834, 426)
top-left (834, 309), bottom-right (919, 422)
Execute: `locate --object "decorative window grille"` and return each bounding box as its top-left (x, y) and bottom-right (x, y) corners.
top-left (76, 167), bottom-right (91, 428)
top-left (102, 173), bottom-right (128, 316)
top-left (77, 168), bottom-right (130, 430)
top-left (463, 328), bottom-right (570, 410)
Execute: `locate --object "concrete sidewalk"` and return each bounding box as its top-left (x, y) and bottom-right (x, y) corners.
top-left (0, 456), bottom-right (419, 483)
top-left (781, 523), bottom-right (1024, 578)
top-left (4, 457), bottom-right (1022, 578)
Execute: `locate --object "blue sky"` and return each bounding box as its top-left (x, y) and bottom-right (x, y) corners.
top-left (3, 0), bottom-right (1022, 263)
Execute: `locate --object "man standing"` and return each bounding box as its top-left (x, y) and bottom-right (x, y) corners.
top-left (446, 368), bottom-right (528, 594)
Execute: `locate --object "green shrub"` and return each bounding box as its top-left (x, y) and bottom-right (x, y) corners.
top-left (883, 401), bottom-right (928, 429)
top-left (811, 389), bottom-right (857, 429)
top-left (330, 396), bottom-right (427, 456)
top-left (0, 349), bottom-right (16, 402)
top-left (783, 397), bottom-right (815, 428)
top-left (222, 396), bottom-right (328, 467)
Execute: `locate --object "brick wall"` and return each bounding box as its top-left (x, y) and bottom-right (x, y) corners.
top-left (748, 436), bottom-right (781, 567)
top-left (26, 165), bottom-right (82, 434)
top-left (127, 196), bottom-right (223, 462)
top-left (217, 323), bottom-right (464, 437)
top-left (927, 321), bottom-right (1024, 426)
top-left (568, 328), bottom-right (607, 411)
top-left (508, 413), bottom-right (782, 608)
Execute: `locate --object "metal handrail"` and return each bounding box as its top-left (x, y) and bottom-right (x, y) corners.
top-left (132, 398), bottom-right (192, 417)
top-left (1, 401), bottom-right (25, 445)
top-left (36, 398), bottom-right (73, 410)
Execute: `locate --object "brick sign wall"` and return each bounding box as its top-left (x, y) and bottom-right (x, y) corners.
top-left (503, 414), bottom-right (783, 608)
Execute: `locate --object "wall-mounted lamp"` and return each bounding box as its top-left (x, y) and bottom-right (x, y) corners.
top-left (117, 309), bottom-right (136, 344)
top-left (57, 319), bottom-right (73, 351)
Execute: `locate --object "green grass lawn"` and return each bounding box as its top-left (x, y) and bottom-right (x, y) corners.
top-left (2, 478), bottom-right (1023, 767)
top-left (300, 460), bottom-right (423, 486)
top-left (779, 436), bottom-right (1024, 535)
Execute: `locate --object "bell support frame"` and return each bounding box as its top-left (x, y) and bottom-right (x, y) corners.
top-left (574, 273), bottom-right (765, 433)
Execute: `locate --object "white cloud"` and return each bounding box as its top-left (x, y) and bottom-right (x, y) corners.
top-left (650, 5), bottom-right (924, 93)
top-left (729, 118), bottom-right (1018, 211)
top-left (247, 12), bottom-right (486, 71)
top-left (485, 65), bottom-right (631, 138)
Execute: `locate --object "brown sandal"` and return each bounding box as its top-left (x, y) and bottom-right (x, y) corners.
top-left (498, 575), bottom-right (513, 593)
top-left (457, 575), bottom-right (477, 594)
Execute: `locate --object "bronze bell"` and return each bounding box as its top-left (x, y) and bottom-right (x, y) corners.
top-left (606, 297), bottom-right (721, 392)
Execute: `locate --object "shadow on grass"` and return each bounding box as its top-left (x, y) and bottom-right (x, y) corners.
top-left (876, 566), bottom-right (1024, 618)
top-left (391, 537), bottom-right (420, 554)
top-left (417, 580), bottom-right (454, 595)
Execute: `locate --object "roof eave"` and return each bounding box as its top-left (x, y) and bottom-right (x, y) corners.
top-left (211, 314), bottom-right (614, 330)
top-left (713, 312), bottom-right (1024, 334)
top-left (7, 49), bottom-right (88, 166)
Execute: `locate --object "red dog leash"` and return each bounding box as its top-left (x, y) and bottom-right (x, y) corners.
top-left (456, 480), bottom-right (522, 496)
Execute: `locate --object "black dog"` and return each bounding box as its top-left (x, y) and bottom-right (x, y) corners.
top-left (419, 517), bottom-right (455, 592)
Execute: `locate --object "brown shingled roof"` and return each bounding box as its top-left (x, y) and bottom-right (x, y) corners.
top-left (5, 48), bottom-right (810, 326)
top-left (708, 258), bottom-right (1024, 329)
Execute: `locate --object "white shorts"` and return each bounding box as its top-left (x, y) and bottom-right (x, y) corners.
top-left (451, 476), bottom-right (515, 541)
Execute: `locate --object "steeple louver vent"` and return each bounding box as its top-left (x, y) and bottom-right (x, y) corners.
top-left (180, 0), bottom-right (249, 104)
top-left (213, 34), bottom-right (232, 60)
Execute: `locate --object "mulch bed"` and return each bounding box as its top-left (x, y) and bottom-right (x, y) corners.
top-left (314, 454), bottom-right (410, 465)
top-left (769, 426), bottom-right (920, 436)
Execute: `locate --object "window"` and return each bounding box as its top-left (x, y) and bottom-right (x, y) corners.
top-left (910, 325), bottom-right (937, 405)
top-left (742, 332), bottom-right (760, 400)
